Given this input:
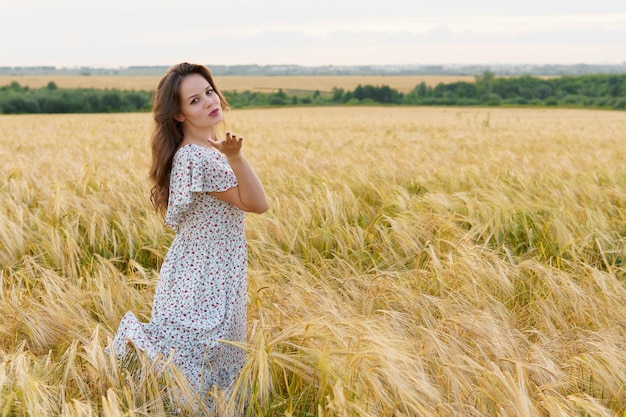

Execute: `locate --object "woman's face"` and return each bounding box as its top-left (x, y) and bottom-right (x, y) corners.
top-left (176, 73), bottom-right (223, 132)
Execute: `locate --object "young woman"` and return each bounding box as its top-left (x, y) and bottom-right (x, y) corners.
top-left (109, 62), bottom-right (268, 410)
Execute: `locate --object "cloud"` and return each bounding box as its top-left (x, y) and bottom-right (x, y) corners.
top-left (1, 0), bottom-right (625, 66)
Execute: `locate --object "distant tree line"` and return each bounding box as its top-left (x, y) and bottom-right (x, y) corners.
top-left (0, 81), bottom-right (152, 114)
top-left (321, 72), bottom-right (625, 109)
top-left (1, 73), bottom-right (625, 114)
top-left (409, 72), bottom-right (626, 109)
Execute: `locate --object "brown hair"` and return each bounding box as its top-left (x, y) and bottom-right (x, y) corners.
top-left (149, 63), bottom-right (229, 217)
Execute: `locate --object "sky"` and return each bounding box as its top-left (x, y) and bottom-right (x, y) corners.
top-left (2, 0), bottom-right (626, 68)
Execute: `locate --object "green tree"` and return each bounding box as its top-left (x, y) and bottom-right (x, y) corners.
top-left (331, 87), bottom-right (344, 102)
top-left (102, 91), bottom-right (122, 111)
top-left (476, 70), bottom-right (495, 98)
top-left (416, 81), bottom-right (429, 97)
top-left (269, 89), bottom-right (287, 105)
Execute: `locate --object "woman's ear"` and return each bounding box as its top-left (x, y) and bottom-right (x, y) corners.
top-left (174, 114), bottom-right (185, 123)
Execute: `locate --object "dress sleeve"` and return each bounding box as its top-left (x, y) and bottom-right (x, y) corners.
top-left (165, 146), bottom-right (238, 230)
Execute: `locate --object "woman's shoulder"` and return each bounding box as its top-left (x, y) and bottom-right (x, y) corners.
top-left (173, 144), bottom-right (203, 166)
top-left (175, 144), bottom-right (222, 161)
top-left (174, 143), bottom-right (200, 159)
top-left (172, 144), bottom-right (228, 173)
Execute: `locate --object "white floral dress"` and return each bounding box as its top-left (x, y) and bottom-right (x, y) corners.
top-left (110, 143), bottom-right (247, 403)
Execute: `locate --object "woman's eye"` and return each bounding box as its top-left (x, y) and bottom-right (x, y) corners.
top-left (206, 89), bottom-right (214, 95)
top-left (190, 98), bottom-right (198, 104)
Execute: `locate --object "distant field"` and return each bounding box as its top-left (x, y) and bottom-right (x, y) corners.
top-left (0, 75), bottom-right (477, 93)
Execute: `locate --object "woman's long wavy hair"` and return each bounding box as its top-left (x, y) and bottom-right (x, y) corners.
top-left (149, 63), bottom-right (229, 217)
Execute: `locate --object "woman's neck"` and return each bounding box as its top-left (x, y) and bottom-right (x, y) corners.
top-left (181, 126), bottom-right (216, 148)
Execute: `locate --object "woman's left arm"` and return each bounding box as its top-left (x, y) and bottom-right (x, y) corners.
top-left (208, 132), bottom-right (269, 214)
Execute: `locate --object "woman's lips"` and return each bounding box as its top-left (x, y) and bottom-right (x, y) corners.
top-left (209, 108), bottom-right (220, 117)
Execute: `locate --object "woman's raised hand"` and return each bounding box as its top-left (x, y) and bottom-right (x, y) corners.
top-left (208, 131), bottom-right (243, 157)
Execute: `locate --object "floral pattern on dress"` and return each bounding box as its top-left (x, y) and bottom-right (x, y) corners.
top-left (110, 144), bottom-right (247, 409)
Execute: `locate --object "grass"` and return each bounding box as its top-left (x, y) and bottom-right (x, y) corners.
top-left (1, 107), bottom-right (625, 416)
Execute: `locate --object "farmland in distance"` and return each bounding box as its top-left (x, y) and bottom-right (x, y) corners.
top-left (0, 74), bottom-right (476, 93)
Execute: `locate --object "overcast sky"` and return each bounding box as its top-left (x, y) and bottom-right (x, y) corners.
top-left (2, 0), bottom-right (625, 67)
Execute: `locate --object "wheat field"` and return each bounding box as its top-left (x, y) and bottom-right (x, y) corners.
top-left (1, 106), bottom-right (625, 416)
